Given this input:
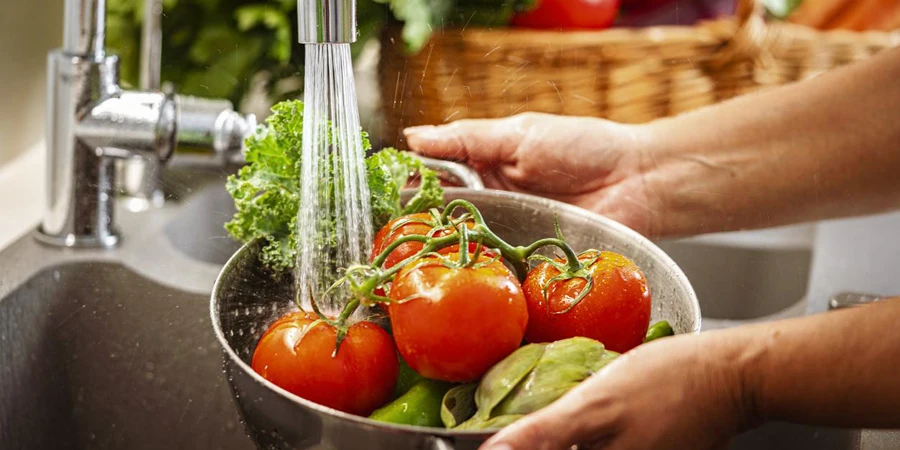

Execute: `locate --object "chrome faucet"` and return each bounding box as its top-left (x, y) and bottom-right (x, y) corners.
top-left (297, 0), bottom-right (358, 43)
top-left (37, 0), bottom-right (257, 248)
top-left (37, 0), bottom-right (367, 248)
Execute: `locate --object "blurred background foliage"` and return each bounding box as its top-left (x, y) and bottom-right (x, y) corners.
top-left (106, 0), bottom-right (532, 108)
top-left (107, 0), bottom-right (360, 106)
top-left (106, 0), bottom-right (894, 110)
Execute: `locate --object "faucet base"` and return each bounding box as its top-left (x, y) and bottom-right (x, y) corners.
top-left (33, 227), bottom-right (120, 248)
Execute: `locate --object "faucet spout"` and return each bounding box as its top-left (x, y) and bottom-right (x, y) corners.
top-left (63, 0), bottom-right (106, 59)
top-left (297, 0), bottom-right (357, 44)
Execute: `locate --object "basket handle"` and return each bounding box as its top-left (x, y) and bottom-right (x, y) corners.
top-left (707, 0), bottom-right (770, 67)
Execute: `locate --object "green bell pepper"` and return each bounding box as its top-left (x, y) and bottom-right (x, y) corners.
top-left (644, 321), bottom-right (675, 343)
top-left (370, 379), bottom-right (453, 427)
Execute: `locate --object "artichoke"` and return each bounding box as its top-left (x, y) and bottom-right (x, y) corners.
top-left (442, 337), bottom-right (619, 430)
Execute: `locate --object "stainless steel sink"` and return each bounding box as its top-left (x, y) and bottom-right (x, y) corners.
top-left (657, 235), bottom-right (812, 329)
top-left (164, 172), bottom-right (241, 265)
top-left (0, 168), bottom-right (870, 450)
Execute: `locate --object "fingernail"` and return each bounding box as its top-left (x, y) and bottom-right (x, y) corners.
top-left (403, 125), bottom-right (436, 138)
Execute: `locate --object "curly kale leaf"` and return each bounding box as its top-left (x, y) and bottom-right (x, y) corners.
top-left (225, 100), bottom-right (444, 273)
top-left (366, 148), bottom-right (445, 231)
top-left (225, 100), bottom-right (303, 272)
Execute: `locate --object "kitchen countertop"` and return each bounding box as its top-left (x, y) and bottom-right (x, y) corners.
top-left (0, 142), bottom-right (43, 249)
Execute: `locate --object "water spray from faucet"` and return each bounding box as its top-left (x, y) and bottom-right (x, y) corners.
top-left (293, 0), bottom-right (374, 318)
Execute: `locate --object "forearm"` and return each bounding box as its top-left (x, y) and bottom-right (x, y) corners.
top-left (638, 48), bottom-right (900, 238)
top-left (717, 298), bottom-right (900, 428)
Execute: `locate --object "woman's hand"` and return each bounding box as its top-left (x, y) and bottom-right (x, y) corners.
top-left (479, 298), bottom-right (900, 450)
top-left (478, 332), bottom-right (753, 450)
top-left (404, 113), bottom-right (664, 237)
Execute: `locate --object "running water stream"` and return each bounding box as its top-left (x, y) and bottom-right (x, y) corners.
top-left (295, 43), bottom-right (373, 317)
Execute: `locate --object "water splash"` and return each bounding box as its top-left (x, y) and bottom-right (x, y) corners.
top-left (295, 43), bottom-right (373, 318)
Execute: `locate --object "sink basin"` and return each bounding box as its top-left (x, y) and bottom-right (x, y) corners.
top-left (165, 180), bottom-right (241, 265)
top-left (0, 262), bottom-right (251, 450)
top-left (658, 237), bottom-right (811, 328)
top-left (0, 167), bottom-right (871, 450)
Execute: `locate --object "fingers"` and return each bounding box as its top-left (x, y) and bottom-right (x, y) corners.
top-left (479, 386), bottom-right (617, 450)
top-left (479, 171), bottom-right (529, 192)
top-left (403, 116), bottom-right (525, 165)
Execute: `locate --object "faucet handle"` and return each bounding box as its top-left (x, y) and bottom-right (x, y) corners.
top-left (175, 95), bottom-right (256, 154)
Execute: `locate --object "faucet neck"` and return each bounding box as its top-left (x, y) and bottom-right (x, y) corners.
top-left (64, 0), bottom-right (106, 60)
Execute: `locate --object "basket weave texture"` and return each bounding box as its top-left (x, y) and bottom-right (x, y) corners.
top-left (377, 0), bottom-right (899, 147)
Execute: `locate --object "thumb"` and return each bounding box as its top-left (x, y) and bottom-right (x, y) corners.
top-left (403, 117), bottom-right (525, 165)
top-left (478, 390), bottom-right (614, 450)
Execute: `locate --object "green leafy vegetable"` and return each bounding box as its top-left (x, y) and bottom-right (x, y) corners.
top-left (366, 148), bottom-right (444, 229)
top-left (225, 100), bottom-right (444, 273)
top-left (454, 337), bottom-right (619, 430)
top-left (441, 384), bottom-right (478, 428)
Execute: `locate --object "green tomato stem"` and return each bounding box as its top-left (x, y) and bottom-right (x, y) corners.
top-left (519, 238), bottom-right (582, 273)
top-left (457, 225), bottom-right (471, 267)
top-left (339, 200), bottom-right (587, 325)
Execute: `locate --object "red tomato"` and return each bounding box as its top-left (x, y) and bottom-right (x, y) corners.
top-left (372, 213), bottom-right (436, 269)
top-left (251, 311), bottom-right (399, 416)
top-left (523, 250), bottom-right (651, 353)
top-left (388, 253), bottom-right (528, 382)
top-left (511, 0), bottom-right (621, 29)
top-left (371, 213), bottom-right (496, 270)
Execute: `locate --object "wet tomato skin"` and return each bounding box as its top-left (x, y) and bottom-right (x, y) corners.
top-left (523, 250), bottom-right (651, 353)
top-left (372, 213), bottom-right (436, 269)
top-left (388, 253), bottom-right (528, 383)
top-left (371, 213), bottom-right (496, 270)
top-left (251, 311), bottom-right (399, 416)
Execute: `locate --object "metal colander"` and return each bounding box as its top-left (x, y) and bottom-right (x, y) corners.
top-left (211, 188), bottom-right (700, 450)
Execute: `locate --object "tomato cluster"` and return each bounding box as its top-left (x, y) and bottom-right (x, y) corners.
top-left (250, 203), bottom-right (652, 416)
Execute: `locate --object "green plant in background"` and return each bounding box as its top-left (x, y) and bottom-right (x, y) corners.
top-left (763, 0), bottom-right (804, 19)
top-left (106, 0), bottom-right (533, 108)
top-left (108, 0), bottom-right (309, 106)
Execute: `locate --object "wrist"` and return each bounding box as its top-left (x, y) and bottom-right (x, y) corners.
top-left (718, 328), bottom-right (771, 431)
top-left (695, 329), bottom-right (768, 434)
top-left (630, 116), bottom-right (759, 239)
top-left (620, 120), bottom-right (698, 239)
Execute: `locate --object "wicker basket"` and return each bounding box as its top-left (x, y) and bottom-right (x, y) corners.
top-left (377, 0), bottom-right (899, 147)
